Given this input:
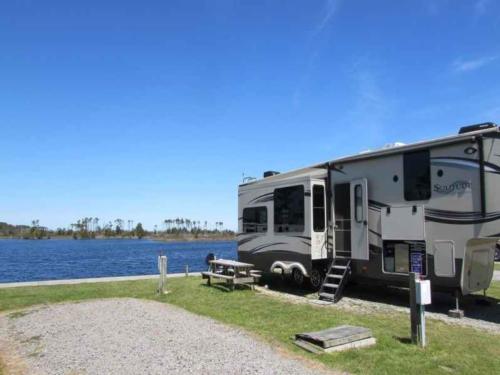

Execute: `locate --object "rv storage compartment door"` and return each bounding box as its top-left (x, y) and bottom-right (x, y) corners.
top-left (433, 241), bottom-right (455, 277)
top-left (350, 178), bottom-right (369, 260)
top-left (381, 205), bottom-right (425, 241)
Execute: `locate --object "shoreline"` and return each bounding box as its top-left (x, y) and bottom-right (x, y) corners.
top-left (0, 236), bottom-right (236, 242)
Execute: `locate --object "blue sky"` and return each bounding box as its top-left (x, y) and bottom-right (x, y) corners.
top-left (1, 0), bottom-right (499, 231)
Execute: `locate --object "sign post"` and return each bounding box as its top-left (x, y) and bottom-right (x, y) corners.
top-left (410, 272), bottom-right (431, 347)
top-left (409, 272), bottom-right (419, 344)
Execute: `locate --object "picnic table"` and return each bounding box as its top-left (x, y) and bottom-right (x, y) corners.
top-left (202, 259), bottom-right (260, 290)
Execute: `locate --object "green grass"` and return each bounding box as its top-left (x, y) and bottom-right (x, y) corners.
top-left (1, 279), bottom-right (499, 375)
top-left (495, 262), bottom-right (500, 271)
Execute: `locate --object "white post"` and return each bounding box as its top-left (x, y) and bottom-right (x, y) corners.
top-left (419, 305), bottom-right (426, 347)
top-left (158, 256), bottom-right (168, 294)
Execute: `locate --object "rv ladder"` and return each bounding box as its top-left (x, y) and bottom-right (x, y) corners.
top-left (318, 258), bottom-right (351, 303)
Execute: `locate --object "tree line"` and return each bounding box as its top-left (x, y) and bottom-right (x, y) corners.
top-left (0, 217), bottom-right (232, 240)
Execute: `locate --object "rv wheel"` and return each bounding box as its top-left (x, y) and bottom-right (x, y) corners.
top-left (309, 268), bottom-right (323, 290)
top-left (292, 268), bottom-right (304, 286)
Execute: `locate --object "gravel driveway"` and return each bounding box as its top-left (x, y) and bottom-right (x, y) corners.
top-left (0, 298), bottom-right (332, 375)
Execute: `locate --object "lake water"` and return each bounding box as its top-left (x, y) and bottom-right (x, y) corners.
top-left (0, 239), bottom-right (237, 283)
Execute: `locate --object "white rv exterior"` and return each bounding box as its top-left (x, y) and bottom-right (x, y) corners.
top-left (237, 123), bottom-right (500, 296)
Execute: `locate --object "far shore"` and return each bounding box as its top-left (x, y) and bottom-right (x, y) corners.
top-left (0, 234), bottom-right (236, 242)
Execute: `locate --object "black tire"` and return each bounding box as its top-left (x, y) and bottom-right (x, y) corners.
top-left (309, 268), bottom-right (324, 291)
top-left (292, 268), bottom-right (304, 287)
top-left (495, 243), bottom-right (500, 261)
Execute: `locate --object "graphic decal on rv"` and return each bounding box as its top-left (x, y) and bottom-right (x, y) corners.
top-left (237, 235), bottom-right (261, 246)
top-left (433, 180), bottom-right (471, 194)
top-left (290, 235), bottom-right (312, 241)
top-left (367, 199), bottom-right (500, 225)
top-left (425, 208), bottom-right (500, 224)
top-left (248, 192), bottom-right (274, 204)
top-left (249, 249), bottom-right (309, 257)
top-left (247, 242), bottom-right (289, 254)
top-left (430, 157), bottom-right (500, 174)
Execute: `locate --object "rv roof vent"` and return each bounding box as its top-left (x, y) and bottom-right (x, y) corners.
top-left (458, 122), bottom-right (497, 134)
top-left (263, 171), bottom-right (280, 178)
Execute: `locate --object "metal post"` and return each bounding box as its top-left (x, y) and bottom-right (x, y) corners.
top-left (409, 272), bottom-right (420, 344)
top-left (448, 290), bottom-right (464, 318)
top-left (419, 305), bottom-right (426, 347)
top-left (185, 264), bottom-right (189, 277)
top-left (158, 256), bottom-right (168, 294)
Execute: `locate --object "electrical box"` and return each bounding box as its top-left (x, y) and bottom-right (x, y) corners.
top-left (415, 279), bottom-right (431, 305)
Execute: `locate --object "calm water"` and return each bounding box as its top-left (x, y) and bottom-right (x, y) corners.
top-left (0, 239), bottom-right (237, 283)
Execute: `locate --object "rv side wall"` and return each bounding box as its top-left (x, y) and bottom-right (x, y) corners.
top-left (331, 138), bottom-right (499, 294)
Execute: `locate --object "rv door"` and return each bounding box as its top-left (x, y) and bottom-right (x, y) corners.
top-left (350, 178), bottom-right (369, 260)
top-left (311, 182), bottom-right (327, 260)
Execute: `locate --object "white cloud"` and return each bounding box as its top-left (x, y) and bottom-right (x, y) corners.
top-left (452, 56), bottom-right (497, 73)
top-left (314, 0), bottom-right (342, 35)
top-left (293, 1), bottom-right (342, 107)
top-left (341, 66), bottom-right (395, 146)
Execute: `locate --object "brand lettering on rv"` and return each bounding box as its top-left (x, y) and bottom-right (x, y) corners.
top-left (433, 180), bottom-right (471, 194)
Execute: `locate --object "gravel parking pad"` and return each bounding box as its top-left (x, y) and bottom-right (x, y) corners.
top-left (0, 298), bottom-right (331, 375)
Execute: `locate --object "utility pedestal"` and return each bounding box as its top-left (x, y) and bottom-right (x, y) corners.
top-left (409, 272), bottom-right (431, 348)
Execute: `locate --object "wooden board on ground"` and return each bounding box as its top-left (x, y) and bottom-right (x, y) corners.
top-left (294, 337), bottom-right (376, 354)
top-left (295, 325), bottom-right (374, 350)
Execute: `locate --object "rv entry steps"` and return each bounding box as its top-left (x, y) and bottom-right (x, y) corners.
top-left (318, 258), bottom-right (351, 303)
top-left (295, 325), bottom-right (375, 353)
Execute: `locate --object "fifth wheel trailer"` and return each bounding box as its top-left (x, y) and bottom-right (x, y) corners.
top-left (237, 123), bottom-right (500, 301)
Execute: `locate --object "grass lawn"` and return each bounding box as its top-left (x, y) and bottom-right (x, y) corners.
top-left (495, 262), bottom-right (500, 271)
top-left (1, 278), bottom-right (499, 375)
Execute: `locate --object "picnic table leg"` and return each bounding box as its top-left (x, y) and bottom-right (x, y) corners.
top-left (207, 276), bottom-right (211, 286)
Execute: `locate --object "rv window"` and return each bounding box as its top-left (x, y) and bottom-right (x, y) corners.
top-left (242, 207), bottom-right (267, 233)
top-left (274, 185), bottom-right (305, 233)
top-left (404, 150), bottom-right (431, 201)
top-left (313, 185), bottom-right (325, 232)
top-left (354, 184), bottom-right (363, 223)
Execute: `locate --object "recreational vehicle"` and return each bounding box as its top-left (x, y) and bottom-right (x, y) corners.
top-left (237, 123), bottom-right (500, 303)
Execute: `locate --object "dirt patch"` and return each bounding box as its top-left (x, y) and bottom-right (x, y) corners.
top-left (0, 326), bottom-right (29, 375)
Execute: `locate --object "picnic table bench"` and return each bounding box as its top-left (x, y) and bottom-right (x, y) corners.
top-left (202, 259), bottom-right (260, 290)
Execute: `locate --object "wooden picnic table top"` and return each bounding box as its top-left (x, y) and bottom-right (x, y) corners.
top-left (209, 259), bottom-right (254, 268)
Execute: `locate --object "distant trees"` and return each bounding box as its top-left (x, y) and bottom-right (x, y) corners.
top-left (28, 219), bottom-right (47, 239)
top-left (135, 223), bottom-right (145, 239)
top-left (114, 219), bottom-right (124, 235)
top-left (0, 217), bottom-right (234, 240)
